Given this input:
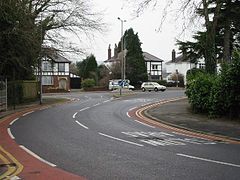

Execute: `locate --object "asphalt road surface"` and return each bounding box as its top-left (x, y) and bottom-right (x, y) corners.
top-left (9, 90), bottom-right (240, 180)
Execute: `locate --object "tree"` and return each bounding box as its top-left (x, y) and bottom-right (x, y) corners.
top-left (123, 28), bottom-right (148, 85)
top-left (77, 54), bottom-right (98, 81)
top-left (0, 0), bottom-right (104, 80)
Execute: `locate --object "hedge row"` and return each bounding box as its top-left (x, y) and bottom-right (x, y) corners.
top-left (186, 51), bottom-right (240, 119)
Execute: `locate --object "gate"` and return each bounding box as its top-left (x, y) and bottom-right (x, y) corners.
top-left (0, 77), bottom-right (7, 111)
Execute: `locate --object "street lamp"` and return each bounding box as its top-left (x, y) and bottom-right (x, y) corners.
top-left (118, 17), bottom-right (126, 95)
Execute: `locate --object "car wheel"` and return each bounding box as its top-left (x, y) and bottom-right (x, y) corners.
top-left (142, 88), bottom-right (146, 92)
top-left (154, 88), bottom-right (158, 92)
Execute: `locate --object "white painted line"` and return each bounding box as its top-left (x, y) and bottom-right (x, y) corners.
top-left (72, 112), bottom-right (78, 119)
top-left (134, 120), bottom-right (155, 128)
top-left (177, 153), bottom-right (240, 168)
top-left (79, 107), bottom-right (90, 111)
top-left (22, 111), bottom-right (34, 117)
top-left (129, 107), bottom-right (137, 111)
top-left (39, 107), bottom-right (48, 111)
top-left (98, 132), bottom-right (144, 147)
top-left (19, 145), bottom-right (56, 167)
top-left (126, 112), bottom-right (131, 118)
top-left (7, 128), bottom-right (15, 139)
top-left (75, 120), bottom-right (89, 129)
top-left (9, 118), bottom-right (19, 125)
top-left (93, 103), bottom-right (100, 107)
top-left (103, 100), bottom-right (111, 103)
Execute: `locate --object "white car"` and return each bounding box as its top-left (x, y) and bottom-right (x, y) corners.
top-left (141, 82), bottom-right (166, 92)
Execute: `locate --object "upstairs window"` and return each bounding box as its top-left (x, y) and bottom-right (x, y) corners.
top-left (42, 61), bottom-right (52, 71)
top-left (58, 63), bottom-right (65, 72)
top-left (152, 65), bottom-right (158, 70)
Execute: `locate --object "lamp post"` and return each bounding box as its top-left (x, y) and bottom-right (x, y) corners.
top-left (118, 17), bottom-right (126, 95)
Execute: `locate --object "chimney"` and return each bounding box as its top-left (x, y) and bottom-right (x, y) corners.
top-left (114, 44), bottom-right (118, 58)
top-left (172, 49), bottom-right (176, 62)
top-left (108, 44), bottom-right (111, 60)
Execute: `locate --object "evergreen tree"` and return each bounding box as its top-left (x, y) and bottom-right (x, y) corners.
top-left (77, 54), bottom-right (98, 81)
top-left (123, 28), bottom-right (147, 85)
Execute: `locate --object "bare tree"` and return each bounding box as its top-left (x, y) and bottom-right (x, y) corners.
top-left (31, 0), bottom-right (106, 54)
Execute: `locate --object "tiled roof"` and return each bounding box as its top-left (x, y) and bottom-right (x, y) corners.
top-left (143, 52), bottom-right (164, 62)
top-left (44, 48), bottom-right (71, 63)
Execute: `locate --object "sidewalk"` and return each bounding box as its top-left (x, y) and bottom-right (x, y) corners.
top-left (145, 98), bottom-right (240, 141)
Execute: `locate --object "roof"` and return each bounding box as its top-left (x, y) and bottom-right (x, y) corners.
top-left (143, 52), bottom-right (164, 62)
top-left (104, 51), bottom-right (164, 63)
top-left (165, 54), bottom-right (190, 64)
top-left (44, 48), bottom-right (71, 63)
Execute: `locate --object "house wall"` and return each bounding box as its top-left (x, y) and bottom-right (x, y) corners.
top-left (146, 61), bottom-right (162, 80)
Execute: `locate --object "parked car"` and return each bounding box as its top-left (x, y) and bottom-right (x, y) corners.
top-left (109, 80), bottom-right (135, 91)
top-left (141, 82), bottom-right (166, 92)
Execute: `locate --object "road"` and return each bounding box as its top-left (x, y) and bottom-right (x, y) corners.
top-left (9, 90), bottom-right (240, 180)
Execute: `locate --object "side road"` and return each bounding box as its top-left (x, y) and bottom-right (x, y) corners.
top-left (145, 98), bottom-right (240, 141)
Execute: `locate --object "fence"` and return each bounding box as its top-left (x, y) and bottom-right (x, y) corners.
top-left (7, 80), bottom-right (39, 108)
top-left (0, 78), bottom-right (7, 111)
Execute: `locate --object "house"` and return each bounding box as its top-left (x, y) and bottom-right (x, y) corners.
top-left (164, 49), bottom-right (205, 85)
top-left (37, 48), bottom-right (71, 93)
top-left (104, 44), bottom-right (164, 81)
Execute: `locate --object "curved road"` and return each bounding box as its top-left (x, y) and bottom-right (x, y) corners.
top-left (10, 90), bottom-right (240, 180)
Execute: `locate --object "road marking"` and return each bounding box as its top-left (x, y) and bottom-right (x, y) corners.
top-left (129, 107), bottom-right (137, 111)
top-left (93, 103), bottom-right (100, 107)
top-left (9, 118), bottom-right (19, 125)
top-left (7, 128), bottom-right (15, 139)
top-left (19, 145), bottom-right (56, 167)
top-left (103, 100), bottom-right (111, 103)
top-left (79, 107), bottom-right (90, 111)
top-left (22, 111), bottom-right (34, 116)
top-left (177, 153), bottom-right (240, 168)
top-left (72, 112), bottom-right (78, 119)
top-left (126, 112), bottom-right (130, 118)
top-left (134, 120), bottom-right (155, 128)
top-left (75, 120), bottom-right (89, 129)
top-left (98, 132), bottom-right (144, 147)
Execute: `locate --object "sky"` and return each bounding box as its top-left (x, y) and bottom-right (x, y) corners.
top-left (74, 0), bottom-right (193, 64)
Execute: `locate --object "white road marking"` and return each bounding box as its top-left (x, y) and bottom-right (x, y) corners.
top-left (75, 120), bottom-right (89, 129)
top-left (7, 128), bottom-right (15, 139)
top-left (22, 111), bottom-right (34, 116)
top-left (98, 132), bottom-right (144, 147)
top-left (177, 153), bottom-right (240, 168)
top-left (19, 145), bottom-right (56, 167)
top-left (103, 100), bottom-right (111, 103)
top-left (72, 112), bottom-right (78, 119)
top-left (79, 107), bottom-right (90, 111)
top-left (9, 118), bottom-right (19, 125)
top-left (129, 107), bottom-right (137, 111)
top-left (93, 103), bottom-right (100, 107)
top-left (134, 120), bottom-right (155, 128)
top-left (126, 112), bottom-right (131, 118)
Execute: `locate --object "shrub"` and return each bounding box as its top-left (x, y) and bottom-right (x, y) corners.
top-left (185, 72), bottom-right (216, 113)
top-left (81, 78), bottom-right (95, 89)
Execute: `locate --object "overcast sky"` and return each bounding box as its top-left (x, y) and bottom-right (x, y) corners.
top-left (77, 0), bottom-right (193, 64)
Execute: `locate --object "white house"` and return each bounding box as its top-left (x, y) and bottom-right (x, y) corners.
top-left (164, 49), bottom-right (209, 85)
top-left (36, 48), bottom-right (71, 92)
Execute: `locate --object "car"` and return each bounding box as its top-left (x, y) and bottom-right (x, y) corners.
top-left (141, 82), bottom-right (166, 92)
top-left (109, 80), bottom-right (135, 91)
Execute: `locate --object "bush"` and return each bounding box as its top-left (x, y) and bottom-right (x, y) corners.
top-left (82, 78), bottom-right (95, 89)
top-left (185, 72), bottom-right (215, 113)
top-left (186, 50), bottom-right (240, 119)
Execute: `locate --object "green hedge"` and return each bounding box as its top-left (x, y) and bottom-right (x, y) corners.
top-left (82, 78), bottom-right (95, 89)
top-left (186, 50), bottom-right (240, 119)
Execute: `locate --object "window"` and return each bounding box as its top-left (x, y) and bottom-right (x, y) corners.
top-left (42, 76), bottom-right (53, 85)
top-left (58, 63), bottom-right (65, 72)
top-left (42, 61), bottom-right (52, 71)
top-left (199, 63), bottom-right (205, 69)
top-left (152, 65), bottom-right (158, 70)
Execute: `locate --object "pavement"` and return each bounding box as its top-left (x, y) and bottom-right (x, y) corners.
top-left (1, 94), bottom-right (240, 179)
top-left (145, 98), bottom-right (240, 141)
